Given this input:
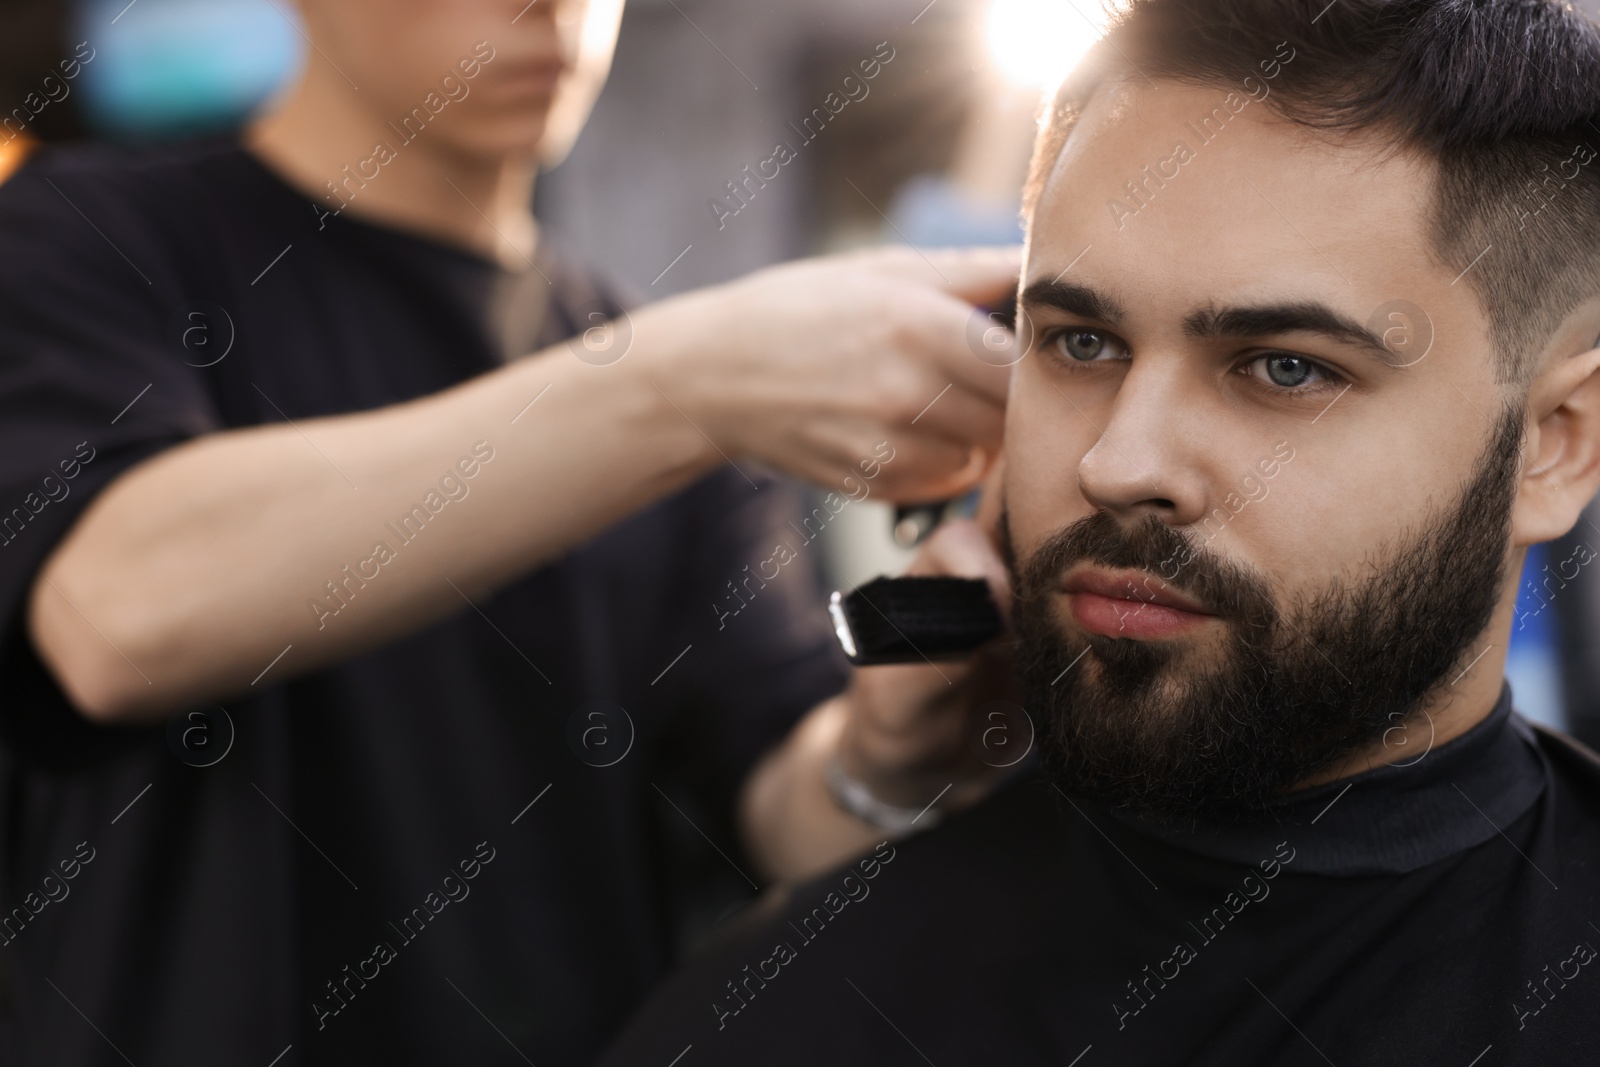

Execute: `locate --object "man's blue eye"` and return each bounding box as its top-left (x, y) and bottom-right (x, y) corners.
top-left (1260, 354), bottom-right (1318, 388)
top-left (1057, 330), bottom-right (1112, 362)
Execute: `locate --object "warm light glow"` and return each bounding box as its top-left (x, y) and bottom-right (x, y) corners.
top-left (985, 0), bottom-right (1113, 90)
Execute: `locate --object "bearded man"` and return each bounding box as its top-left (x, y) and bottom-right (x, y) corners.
top-left (600, 1), bottom-right (1600, 1063)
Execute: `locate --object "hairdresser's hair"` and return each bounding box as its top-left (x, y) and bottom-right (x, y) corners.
top-left (1024, 0), bottom-right (1600, 387)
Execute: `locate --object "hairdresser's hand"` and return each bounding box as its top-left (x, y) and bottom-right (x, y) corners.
top-left (833, 462), bottom-right (1023, 814)
top-left (642, 245), bottom-right (1018, 503)
top-left (739, 459), bottom-right (1022, 882)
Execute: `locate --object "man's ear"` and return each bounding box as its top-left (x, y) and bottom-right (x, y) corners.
top-left (1512, 340), bottom-right (1600, 547)
top-left (974, 450), bottom-right (1006, 537)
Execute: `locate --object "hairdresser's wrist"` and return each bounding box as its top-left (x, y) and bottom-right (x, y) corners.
top-left (572, 298), bottom-right (728, 475)
top-left (629, 281), bottom-right (746, 449)
top-left (832, 689), bottom-right (992, 815)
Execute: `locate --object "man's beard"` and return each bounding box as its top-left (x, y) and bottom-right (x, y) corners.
top-left (1003, 406), bottom-right (1524, 827)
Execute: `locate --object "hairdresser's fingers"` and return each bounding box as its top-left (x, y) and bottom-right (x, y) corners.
top-left (776, 430), bottom-right (985, 506)
top-left (873, 443), bottom-right (989, 504)
top-left (841, 246), bottom-right (1022, 403)
top-left (857, 245), bottom-right (1023, 305)
top-left (892, 376), bottom-right (1007, 457)
top-left (904, 293), bottom-right (1018, 407)
top-left (841, 657), bottom-right (975, 782)
top-left (838, 650), bottom-right (1014, 807)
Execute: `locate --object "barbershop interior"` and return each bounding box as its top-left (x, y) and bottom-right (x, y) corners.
top-left (5, 0), bottom-right (1600, 1065)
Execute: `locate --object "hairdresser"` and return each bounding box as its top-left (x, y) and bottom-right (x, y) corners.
top-left (0, 0), bottom-right (1013, 1064)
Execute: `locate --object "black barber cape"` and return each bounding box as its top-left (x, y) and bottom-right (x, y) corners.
top-left (0, 138), bottom-right (849, 1066)
top-left (601, 683), bottom-right (1600, 1066)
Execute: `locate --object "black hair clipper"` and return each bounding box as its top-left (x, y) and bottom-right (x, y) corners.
top-left (829, 576), bottom-right (1005, 666)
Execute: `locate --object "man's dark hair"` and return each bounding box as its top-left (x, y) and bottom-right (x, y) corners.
top-left (1025, 0), bottom-right (1600, 387)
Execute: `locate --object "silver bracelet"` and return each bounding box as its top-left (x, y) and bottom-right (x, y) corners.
top-left (824, 752), bottom-right (945, 837)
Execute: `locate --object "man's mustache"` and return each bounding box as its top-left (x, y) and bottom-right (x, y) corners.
top-left (1007, 509), bottom-right (1279, 630)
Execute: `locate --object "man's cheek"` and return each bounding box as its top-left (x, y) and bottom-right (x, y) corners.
top-left (1002, 443), bottom-right (1087, 547)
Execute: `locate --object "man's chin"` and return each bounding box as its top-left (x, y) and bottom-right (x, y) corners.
top-left (1020, 633), bottom-right (1340, 829)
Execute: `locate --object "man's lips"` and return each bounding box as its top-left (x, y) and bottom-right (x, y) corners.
top-left (494, 60), bottom-right (569, 96)
top-left (1063, 567), bottom-right (1212, 613)
top-left (1061, 566), bottom-right (1217, 639)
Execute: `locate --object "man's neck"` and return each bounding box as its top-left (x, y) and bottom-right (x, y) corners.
top-left (245, 63), bottom-right (539, 269)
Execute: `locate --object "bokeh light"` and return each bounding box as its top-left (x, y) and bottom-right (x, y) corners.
top-left (985, 0), bottom-right (1114, 91)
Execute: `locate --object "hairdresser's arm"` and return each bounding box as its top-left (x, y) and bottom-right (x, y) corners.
top-left (28, 247), bottom-right (1016, 724)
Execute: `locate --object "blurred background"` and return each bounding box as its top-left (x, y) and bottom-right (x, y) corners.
top-left (4, 0), bottom-right (1599, 744)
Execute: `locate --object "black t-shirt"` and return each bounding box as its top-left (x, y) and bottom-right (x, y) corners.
top-left (600, 683), bottom-right (1600, 1066)
top-left (0, 138), bottom-right (849, 1066)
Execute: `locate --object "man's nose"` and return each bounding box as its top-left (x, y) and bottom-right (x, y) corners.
top-left (1074, 355), bottom-right (1214, 529)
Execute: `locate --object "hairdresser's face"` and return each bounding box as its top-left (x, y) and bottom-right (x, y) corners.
top-left (1005, 79), bottom-right (1524, 820)
top-left (299, 0), bottom-right (623, 162)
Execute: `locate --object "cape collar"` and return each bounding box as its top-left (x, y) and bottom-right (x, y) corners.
top-left (1096, 680), bottom-right (1548, 876)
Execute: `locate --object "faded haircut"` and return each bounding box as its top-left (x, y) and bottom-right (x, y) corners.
top-left (1024, 0), bottom-right (1600, 387)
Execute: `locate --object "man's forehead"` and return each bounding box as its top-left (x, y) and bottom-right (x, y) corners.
top-left (1024, 78), bottom-right (1461, 325)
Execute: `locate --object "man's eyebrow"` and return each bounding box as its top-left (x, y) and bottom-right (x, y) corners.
top-left (1019, 280), bottom-right (1129, 326)
top-left (1020, 278), bottom-right (1405, 368)
top-left (1184, 302), bottom-right (1403, 366)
